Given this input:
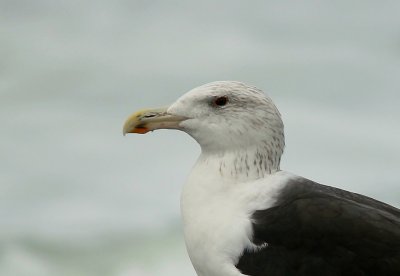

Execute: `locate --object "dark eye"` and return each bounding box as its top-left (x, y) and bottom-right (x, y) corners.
top-left (213, 96), bottom-right (228, 107)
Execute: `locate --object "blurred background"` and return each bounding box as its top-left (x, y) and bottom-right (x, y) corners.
top-left (1, 1), bottom-right (399, 275)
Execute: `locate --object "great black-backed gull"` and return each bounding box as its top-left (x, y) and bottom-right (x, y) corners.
top-left (123, 81), bottom-right (400, 276)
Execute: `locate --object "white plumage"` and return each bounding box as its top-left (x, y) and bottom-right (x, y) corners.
top-left (182, 164), bottom-right (294, 276)
top-left (166, 81), bottom-right (289, 275)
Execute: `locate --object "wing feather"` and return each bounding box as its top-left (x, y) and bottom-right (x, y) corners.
top-left (236, 177), bottom-right (400, 276)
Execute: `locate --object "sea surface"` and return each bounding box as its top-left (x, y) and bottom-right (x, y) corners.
top-left (1, 1), bottom-right (399, 275)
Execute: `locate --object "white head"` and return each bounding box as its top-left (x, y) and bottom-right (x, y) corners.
top-left (124, 81), bottom-right (285, 172)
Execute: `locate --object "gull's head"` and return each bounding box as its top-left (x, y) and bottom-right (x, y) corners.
top-left (124, 81), bottom-right (284, 156)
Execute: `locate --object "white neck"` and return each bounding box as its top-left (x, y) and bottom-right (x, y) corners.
top-left (181, 146), bottom-right (288, 276)
top-left (199, 145), bottom-right (281, 184)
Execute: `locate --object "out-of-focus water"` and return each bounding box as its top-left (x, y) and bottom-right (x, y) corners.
top-left (1, 1), bottom-right (399, 275)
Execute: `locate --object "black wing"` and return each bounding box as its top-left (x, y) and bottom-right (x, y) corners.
top-left (236, 177), bottom-right (400, 276)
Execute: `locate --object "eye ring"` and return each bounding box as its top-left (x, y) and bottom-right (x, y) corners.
top-left (213, 96), bottom-right (229, 107)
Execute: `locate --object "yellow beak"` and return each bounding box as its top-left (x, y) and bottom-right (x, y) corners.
top-left (123, 107), bottom-right (187, 135)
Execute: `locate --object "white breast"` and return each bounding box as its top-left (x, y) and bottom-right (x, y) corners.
top-left (180, 154), bottom-right (292, 276)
